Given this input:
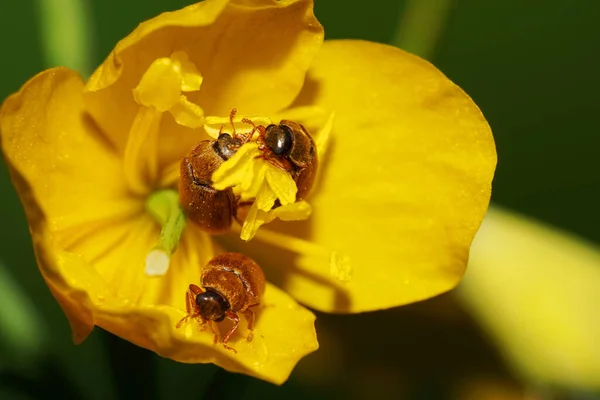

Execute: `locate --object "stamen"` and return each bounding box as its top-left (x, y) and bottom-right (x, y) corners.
top-left (144, 189), bottom-right (186, 276)
top-left (125, 52), bottom-right (204, 194)
top-left (123, 107), bottom-right (162, 195)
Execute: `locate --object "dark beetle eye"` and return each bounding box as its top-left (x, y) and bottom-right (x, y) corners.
top-left (265, 124), bottom-right (294, 156)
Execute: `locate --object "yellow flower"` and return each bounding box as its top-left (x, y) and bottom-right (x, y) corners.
top-left (0, 0), bottom-right (495, 385)
top-left (458, 206), bottom-right (600, 390)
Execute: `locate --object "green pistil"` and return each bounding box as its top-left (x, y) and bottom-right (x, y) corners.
top-left (145, 189), bottom-right (186, 276)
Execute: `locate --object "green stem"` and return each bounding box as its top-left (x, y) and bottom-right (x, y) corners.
top-left (392, 0), bottom-right (453, 60)
top-left (145, 190), bottom-right (186, 276)
top-left (36, 0), bottom-right (95, 77)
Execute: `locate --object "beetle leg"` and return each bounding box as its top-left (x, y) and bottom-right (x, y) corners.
top-left (176, 287), bottom-right (198, 328)
top-left (257, 124), bottom-right (267, 140)
top-left (254, 144), bottom-right (294, 172)
top-left (209, 321), bottom-right (236, 353)
top-left (222, 311), bottom-right (240, 345)
top-left (258, 153), bottom-right (294, 173)
top-left (222, 343), bottom-right (237, 354)
top-left (177, 285), bottom-right (206, 329)
top-left (268, 157), bottom-right (289, 172)
top-left (209, 321), bottom-right (221, 344)
top-left (243, 307), bottom-right (256, 342)
top-left (184, 287), bottom-right (195, 315)
top-left (212, 311), bottom-right (239, 353)
top-left (189, 284), bottom-right (203, 295)
top-left (244, 307), bottom-right (256, 331)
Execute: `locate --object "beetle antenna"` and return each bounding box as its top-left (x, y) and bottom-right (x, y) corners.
top-left (229, 108), bottom-right (237, 136)
top-left (240, 118), bottom-right (258, 143)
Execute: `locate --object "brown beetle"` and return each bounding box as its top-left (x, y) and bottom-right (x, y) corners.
top-left (179, 110), bottom-right (249, 234)
top-left (243, 118), bottom-right (319, 201)
top-left (180, 110), bottom-right (318, 234)
top-left (176, 252), bottom-right (266, 353)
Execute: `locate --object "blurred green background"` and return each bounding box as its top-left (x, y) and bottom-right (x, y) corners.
top-left (0, 0), bottom-right (598, 399)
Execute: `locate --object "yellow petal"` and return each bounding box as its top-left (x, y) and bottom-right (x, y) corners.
top-left (243, 40), bottom-right (497, 313)
top-left (83, 0), bottom-right (323, 171)
top-left (0, 67), bottom-right (131, 343)
top-left (43, 241), bottom-right (106, 345)
top-left (0, 67), bottom-right (139, 243)
top-left (458, 207), bottom-right (600, 390)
